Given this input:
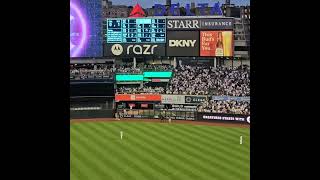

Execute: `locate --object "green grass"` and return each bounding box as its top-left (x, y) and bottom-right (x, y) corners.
top-left (70, 121), bottom-right (250, 180)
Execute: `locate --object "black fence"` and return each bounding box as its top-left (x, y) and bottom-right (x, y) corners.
top-left (70, 97), bottom-right (114, 119)
top-left (117, 109), bottom-right (196, 120)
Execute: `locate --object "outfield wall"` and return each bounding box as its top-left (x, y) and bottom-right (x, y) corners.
top-left (70, 109), bottom-right (114, 119)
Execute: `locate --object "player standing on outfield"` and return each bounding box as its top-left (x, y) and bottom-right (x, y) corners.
top-left (115, 111), bottom-right (120, 120)
top-left (120, 131), bottom-right (123, 140)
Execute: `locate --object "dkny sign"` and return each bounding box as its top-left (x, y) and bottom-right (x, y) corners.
top-left (167, 18), bottom-right (234, 30)
top-left (166, 31), bottom-right (199, 56)
top-left (105, 43), bottom-right (165, 57)
top-left (169, 40), bottom-right (196, 47)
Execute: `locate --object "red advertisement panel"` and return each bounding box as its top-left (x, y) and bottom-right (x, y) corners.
top-left (200, 31), bottom-right (233, 57)
top-left (141, 104), bottom-right (148, 108)
top-left (115, 94), bottom-right (162, 102)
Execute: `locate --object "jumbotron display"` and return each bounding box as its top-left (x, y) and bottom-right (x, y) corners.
top-left (70, 0), bottom-right (102, 58)
top-left (106, 18), bottom-right (166, 43)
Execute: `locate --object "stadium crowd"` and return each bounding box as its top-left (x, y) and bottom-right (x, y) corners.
top-left (197, 99), bottom-right (250, 115)
top-left (166, 65), bottom-right (250, 96)
top-left (70, 63), bottom-right (250, 97)
top-left (70, 64), bottom-right (115, 79)
top-left (116, 86), bottom-right (165, 94)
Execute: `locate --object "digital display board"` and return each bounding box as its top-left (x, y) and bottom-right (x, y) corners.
top-left (106, 18), bottom-right (166, 43)
top-left (70, 0), bottom-right (102, 58)
top-left (116, 74), bottom-right (144, 81)
top-left (200, 31), bottom-right (233, 57)
top-left (143, 71), bottom-right (173, 78)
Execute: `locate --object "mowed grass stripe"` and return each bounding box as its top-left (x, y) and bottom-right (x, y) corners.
top-left (175, 124), bottom-right (250, 156)
top-left (71, 127), bottom-right (123, 180)
top-left (78, 123), bottom-right (172, 180)
top-left (85, 122), bottom-right (172, 180)
top-left (200, 125), bottom-right (250, 145)
top-left (70, 158), bottom-right (89, 180)
top-left (71, 122), bottom-right (250, 180)
top-left (70, 143), bottom-right (109, 180)
top-left (127, 123), bottom-right (236, 180)
top-left (166, 124), bottom-right (250, 169)
top-left (107, 122), bottom-right (211, 180)
top-left (70, 170), bottom-right (77, 180)
top-left (155, 123), bottom-right (250, 174)
top-left (141, 123), bottom-right (249, 179)
top-left (200, 125), bottom-right (250, 143)
top-left (70, 132), bottom-right (123, 180)
top-left (104, 122), bottom-right (205, 180)
top-left (166, 124), bottom-right (250, 163)
top-left (72, 125), bottom-right (146, 180)
top-left (178, 124), bottom-right (250, 153)
top-left (137, 123), bottom-right (248, 180)
top-left (71, 130), bottom-right (122, 180)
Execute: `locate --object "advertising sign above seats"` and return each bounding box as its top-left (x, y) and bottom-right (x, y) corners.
top-left (166, 18), bottom-right (234, 30)
top-left (166, 31), bottom-right (199, 56)
top-left (105, 43), bottom-right (166, 57)
top-left (115, 94), bottom-right (162, 102)
top-left (200, 31), bottom-right (233, 57)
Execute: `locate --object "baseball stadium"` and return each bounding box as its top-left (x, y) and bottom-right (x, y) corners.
top-left (70, 0), bottom-right (250, 179)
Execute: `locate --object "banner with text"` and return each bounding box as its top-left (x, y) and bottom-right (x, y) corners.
top-left (115, 94), bottom-right (162, 102)
top-left (197, 112), bottom-right (250, 124)
top-left (212, 96), bottom-right (250, 102)
top-left (161, 94), bottom-right (186, 104)
top-left (200, 31), bottom-right (233, 57)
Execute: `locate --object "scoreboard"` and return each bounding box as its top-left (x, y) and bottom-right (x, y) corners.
top-left (106, 18), bottom-right (166, 43)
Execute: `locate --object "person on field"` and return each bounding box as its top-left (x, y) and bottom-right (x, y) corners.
top-left (159, 114), bottom-right (163, 123)
top-left (115, 111), bottom-right (119, 120)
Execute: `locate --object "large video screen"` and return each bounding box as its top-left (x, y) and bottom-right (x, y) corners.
top-left (70, 0), bottom-right (102, 58)
top-left (106, 18), bottom-right (166, 43)
top-left (200, 31), bottom-right (233, 57)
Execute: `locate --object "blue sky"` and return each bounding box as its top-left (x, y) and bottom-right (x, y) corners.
top-left (110, 0), bottom-right (250, 8)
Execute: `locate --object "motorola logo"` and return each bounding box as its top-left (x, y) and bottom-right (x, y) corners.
top-left (169, 40), bottom-right (196, 47)
top-left (127, 45), bottom-right (158, 55)
top-left (111, 44), bottom-right (123, 56)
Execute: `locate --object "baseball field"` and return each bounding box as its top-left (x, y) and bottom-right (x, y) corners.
top-left (70, 120), bottom-right (250, 180)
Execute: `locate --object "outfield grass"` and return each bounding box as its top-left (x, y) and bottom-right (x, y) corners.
top-left (70, 121), bottom-right (250, 180)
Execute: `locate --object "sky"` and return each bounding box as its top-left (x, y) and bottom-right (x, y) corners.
top-left (110, 0), bottom-right (250, 8)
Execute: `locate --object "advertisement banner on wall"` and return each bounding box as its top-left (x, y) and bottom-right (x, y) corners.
top-left (200, 31), bottom-right (233, 57)
top-left (212, 96), bottom-right (250, 102)
top-left (167, 18), bottom-right (234, 30)
top-left (166, 31), bottom-right (199, 56)
top-left (161, 95), bottom-right (185, 104)
top-left (115, 94), bottom-right (162, 102)
top-left (161, 95), bottom-right (207, 104)
top-left (185, 96), bottom-right (207, 104)
top-left (197, 112), bottom-right (250, 123)
top-left (105, 43), bottom-right (166, 57)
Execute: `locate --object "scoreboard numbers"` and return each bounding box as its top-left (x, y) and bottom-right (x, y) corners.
top-left (106, 18), bottom-right (166, 43)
